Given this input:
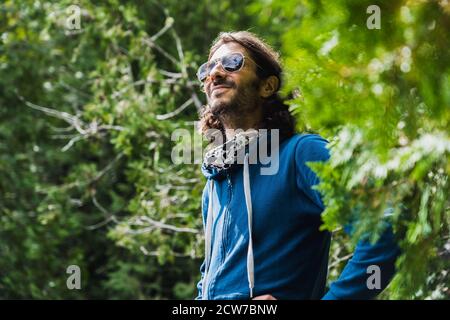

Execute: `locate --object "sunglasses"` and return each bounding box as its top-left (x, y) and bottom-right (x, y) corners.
top-left (196, 52), bottom-right (247, 83)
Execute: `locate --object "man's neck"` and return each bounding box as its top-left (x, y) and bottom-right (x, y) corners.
top-left (219, 108), bottom-right (263, 141)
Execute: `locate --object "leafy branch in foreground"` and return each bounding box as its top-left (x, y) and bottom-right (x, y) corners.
top-left (310, 126), bottom-right (450, 299)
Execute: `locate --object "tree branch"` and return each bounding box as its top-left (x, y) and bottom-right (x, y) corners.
top-left (85, 195), bottom-right (119, 230)
top-left (142, 38), bottom-right (179, 66)
top-left (132, 216), bottom-right (199, 234)
top-left (20, 94), bottom-right (125, 151)
top-left (328, 253), bottom-right (353, 269)
top-left (149, 16), bottom-right (173, 42)
top-left (156, 97), bottom-right (193, 120)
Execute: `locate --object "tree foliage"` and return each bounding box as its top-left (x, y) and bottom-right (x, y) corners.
top-left (0, 0), bottom-right (448, 299)
top-left (253, 0), bottom-right (450, 299)
top-left (0, 0), bottom-right (255, 299)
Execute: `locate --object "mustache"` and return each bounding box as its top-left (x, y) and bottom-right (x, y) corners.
top-left (209, 79), bottom-right (236, 92)
top-left (213, 79), bottom-right (234, 86)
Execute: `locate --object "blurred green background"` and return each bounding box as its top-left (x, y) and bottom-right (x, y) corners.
top-left (0, 0), bottom-right (448, 299)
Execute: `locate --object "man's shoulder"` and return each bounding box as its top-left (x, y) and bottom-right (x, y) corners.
top-left (283, 133), bottom-right (330, 163)
top-left (284, 133), bottom-right (329, 151)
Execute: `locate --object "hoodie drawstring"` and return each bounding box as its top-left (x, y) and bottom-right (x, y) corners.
top-left (203, 153), bottom-right (255, 300)
top-left (202, 180), bottom-right (214, 300)
top-left (243, 153), bottom-right (255, 298)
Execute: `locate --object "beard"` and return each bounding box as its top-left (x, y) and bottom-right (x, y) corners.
top-left (207, 78), bottom-right (261, 118)
top-left (209, 91), bottom-right (239, 116)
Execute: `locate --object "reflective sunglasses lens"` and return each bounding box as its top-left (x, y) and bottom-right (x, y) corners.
top-left (197, 62), bottom-right (208, 82)
top-left (222, 53), bottom-right (243, 72)
top-left (197, 53), bottom-right (243, 82)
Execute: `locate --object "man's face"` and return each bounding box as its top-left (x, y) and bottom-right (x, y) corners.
top-left (203, 42), bottom-right (262, 116)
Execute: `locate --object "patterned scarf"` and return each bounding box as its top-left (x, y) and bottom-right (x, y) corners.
top-left (203, 129), bottom-right (260, 171)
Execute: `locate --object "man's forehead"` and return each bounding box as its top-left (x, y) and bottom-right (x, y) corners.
top-left (209, 42), bottom-right (246, 61)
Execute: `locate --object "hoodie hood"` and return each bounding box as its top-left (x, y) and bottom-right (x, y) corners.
top-left (201, 130), bottom-right (279, 181)
top-left (201, 162), bottom-right (226, 181)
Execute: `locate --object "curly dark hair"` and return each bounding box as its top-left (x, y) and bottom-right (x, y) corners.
top-left (198, 31), bottom-right (296, 142)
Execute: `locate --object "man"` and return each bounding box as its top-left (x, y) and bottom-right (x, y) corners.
top-left (195, 31), bottom-right (400, 300)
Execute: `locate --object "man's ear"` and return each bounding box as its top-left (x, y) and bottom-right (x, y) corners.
top-left (259, 75), bottom-right (279, 98)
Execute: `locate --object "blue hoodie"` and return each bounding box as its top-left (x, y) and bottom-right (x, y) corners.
top-left (196, 133), bottom-right (400, 300)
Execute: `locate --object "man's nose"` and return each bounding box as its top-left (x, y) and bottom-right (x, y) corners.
top-left (208, 62), bottom-right (226, 82)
